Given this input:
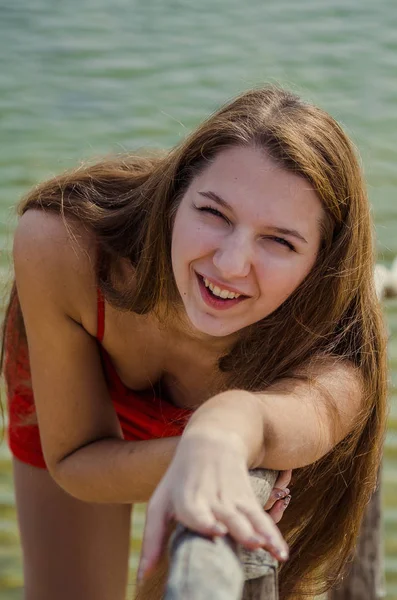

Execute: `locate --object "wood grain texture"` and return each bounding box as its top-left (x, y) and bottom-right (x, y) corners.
top-left (243, 572), bottom-right (279, 600)
top-left (328, 482), bottom-right (385, 600)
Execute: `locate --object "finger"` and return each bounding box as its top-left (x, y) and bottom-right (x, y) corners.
top-left (268, 495), bottom-right (291, 524)
top-left (138, 501), bottom-right (169, 582)
top-left (212, 503), bottom-right (268, 550)
top-left (237, 503), bottom-right (289, 561)
top-left (175, 502), bottom-right (228, 537)
top-left (274, 469), bottom-right (292, 490)
top-left (264, 487), bottom-right (290, 511)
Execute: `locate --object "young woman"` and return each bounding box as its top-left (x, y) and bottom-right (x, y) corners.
top-left (1, 86), bottom-right (388, 600)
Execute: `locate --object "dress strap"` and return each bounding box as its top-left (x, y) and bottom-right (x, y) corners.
top-left (96, 288), bottom-right (105, 343)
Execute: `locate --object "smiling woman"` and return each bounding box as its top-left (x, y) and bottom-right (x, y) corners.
top-left (171, 146), bottom-right (322, 337)
top-left (0, 86), bottom-right (388, 600)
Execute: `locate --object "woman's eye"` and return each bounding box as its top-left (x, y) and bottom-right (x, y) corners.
top-left (266, 236), bottom-right (295, 251)
top-left (196, 205), bottom-right (228, 221)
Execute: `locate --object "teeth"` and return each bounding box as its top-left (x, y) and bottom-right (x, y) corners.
top-left (203, 277), bottom-right (240, 299)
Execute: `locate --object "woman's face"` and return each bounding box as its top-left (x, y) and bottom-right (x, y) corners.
top-left (171, 146), bottom-right (323, 339)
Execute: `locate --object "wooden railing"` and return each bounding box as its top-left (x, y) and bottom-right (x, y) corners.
top-left (164, 469), bottom-right (279, 600)
top-left (328, 481), bottom-right (384, 600)
top-left (328, 261), bottom-right (392, 599)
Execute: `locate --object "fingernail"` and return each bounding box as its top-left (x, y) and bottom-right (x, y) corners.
top-left (283, 495), bottom-right (291, 508)
top-left (274, 490), bottom-right (286, 500)
top-left (279, 548), bottom-right (289, 561)
top-left (275, 488), bottom-right (290, 500)
top-left (265, 536), bottom-right (289, 561)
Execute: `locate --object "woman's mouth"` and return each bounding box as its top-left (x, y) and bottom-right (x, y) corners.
top-left (196, 273), bottom-right (248, 311)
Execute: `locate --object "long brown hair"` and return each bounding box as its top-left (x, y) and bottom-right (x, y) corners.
top-left (1, 86), bottom-right (388, 598)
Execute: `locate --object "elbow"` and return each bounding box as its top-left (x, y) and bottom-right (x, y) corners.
top-left (48, 457), bottom-right (94, 502)
top-left (46, 443), bottom-right (105, 503)
top-left (45, 435), bottom-right (128, 503)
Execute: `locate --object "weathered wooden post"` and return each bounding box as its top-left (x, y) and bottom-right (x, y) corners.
top-left (165, 469), bottom-right (279, 600)
top-left (328, 263), bottom-right (393, 600)
top-left (328, 481), bottom-right (385, 600)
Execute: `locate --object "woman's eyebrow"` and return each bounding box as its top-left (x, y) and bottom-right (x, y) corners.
top-left (198, 190), bottom-right (231, 210)
top-left (198, 190), bottom-right (308, 244)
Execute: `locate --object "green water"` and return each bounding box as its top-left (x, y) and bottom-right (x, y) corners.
top-left (1, 0), bottom-right (397, 597)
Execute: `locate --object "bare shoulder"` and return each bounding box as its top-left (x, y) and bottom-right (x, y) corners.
top-left (14, 208), bottom-right (96, 269)
top-left (13, 209), bottom-right (98, 328)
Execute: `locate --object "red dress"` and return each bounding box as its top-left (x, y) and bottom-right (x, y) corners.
top-left (5, 290), bottom-right (192, 469)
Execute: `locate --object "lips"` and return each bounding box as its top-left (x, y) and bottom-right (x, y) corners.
top-left (195, 271), bottom-right (250, 298)
top-left (196, 273), bottom-right (248, 311)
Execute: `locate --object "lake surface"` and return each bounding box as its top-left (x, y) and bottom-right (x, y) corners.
top-left (0, 0), bottom-right (396, 597)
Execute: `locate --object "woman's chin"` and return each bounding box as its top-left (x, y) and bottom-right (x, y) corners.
top-left (185, 309), bottom-right (242, 339)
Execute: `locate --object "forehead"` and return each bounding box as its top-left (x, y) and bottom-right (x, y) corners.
top-left (190, 146), bottom-right (324, 233)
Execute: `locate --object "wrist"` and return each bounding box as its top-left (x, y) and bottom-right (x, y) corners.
top-left (182, 425), bottom-right (249, 458)
top-left (183, 390), bottom-right (266, 467)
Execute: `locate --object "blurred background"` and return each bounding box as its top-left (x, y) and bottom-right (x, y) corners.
top-left (0, 0), bottom-right (396, 597)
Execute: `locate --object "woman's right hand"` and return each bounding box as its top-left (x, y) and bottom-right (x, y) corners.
top-left (137, 430), bottom-right (289, 582)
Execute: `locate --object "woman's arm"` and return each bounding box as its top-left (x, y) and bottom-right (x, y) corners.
top-left (13, 210), bottom-right (180, 503)
top-left (184, 359), bottom-right (363, 471)
top-left (138, 360), bottom-right (363, 578)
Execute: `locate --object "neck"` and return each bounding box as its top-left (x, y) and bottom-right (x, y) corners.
top-left (163, 308), bottom-right (239, 356)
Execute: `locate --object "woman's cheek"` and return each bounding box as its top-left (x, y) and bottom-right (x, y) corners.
top-left (258, 262), bottom-right (303, 300)
top-left (189, 229), bottom-right (223, 259)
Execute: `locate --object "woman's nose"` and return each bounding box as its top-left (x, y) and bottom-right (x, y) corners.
top-left (213, 233), bottom-right (252, 279)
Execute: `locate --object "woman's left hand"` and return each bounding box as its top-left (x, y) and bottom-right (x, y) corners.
top-left (264, 468), bottom-right (292, 523)
top-left (137, 431), bottom-right (289, 582)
